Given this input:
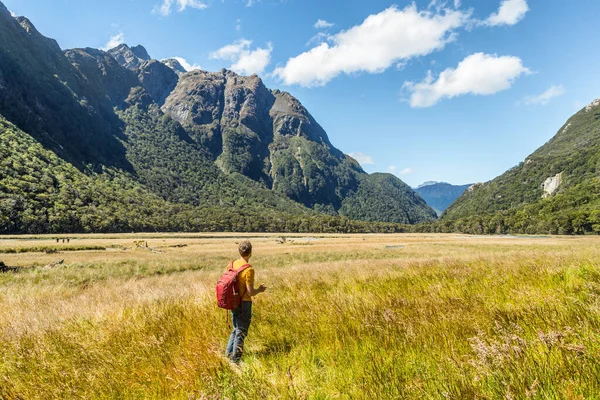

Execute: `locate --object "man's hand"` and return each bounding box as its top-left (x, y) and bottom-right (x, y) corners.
top-left (247, 282), bottom-right (267, 297)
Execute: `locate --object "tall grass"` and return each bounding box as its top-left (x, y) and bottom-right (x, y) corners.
top-left (0, 234), bottom-right (599, 398)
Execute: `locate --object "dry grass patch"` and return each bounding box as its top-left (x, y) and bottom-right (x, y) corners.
top-left (0, 234), bottom-right (599, 398)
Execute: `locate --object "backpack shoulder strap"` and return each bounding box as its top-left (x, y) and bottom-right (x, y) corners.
top-left (227, 261), bottom-right (235, 271)
top-left (235, 264), bottom-right (251, 274)
top-left (229, 262), bottom-right (251, 275)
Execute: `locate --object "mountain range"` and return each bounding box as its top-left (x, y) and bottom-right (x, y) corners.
top-left (414, 182), bottom-right (472, 216)
top-left (0, 1), bottom-right (436, 234)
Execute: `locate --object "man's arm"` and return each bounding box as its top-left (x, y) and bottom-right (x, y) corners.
top-left (245, 269), bottom-right (266, 297)
top-left (246, 282), bottom-right (267, 297)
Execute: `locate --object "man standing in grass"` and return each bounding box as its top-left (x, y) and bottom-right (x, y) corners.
top-left (226, 240), bottom-right (267, 364)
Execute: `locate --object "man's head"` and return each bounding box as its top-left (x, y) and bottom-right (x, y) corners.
top-left (238, 240), bottom-right (252, 259)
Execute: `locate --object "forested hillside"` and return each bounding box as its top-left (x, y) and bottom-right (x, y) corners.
top-left (438, 100), bottom-right (600, 235)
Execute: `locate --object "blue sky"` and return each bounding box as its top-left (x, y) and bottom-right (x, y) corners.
top-left (4, 0), bottom-right (600, 186)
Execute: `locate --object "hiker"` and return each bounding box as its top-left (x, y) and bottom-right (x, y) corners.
top-left (225, 241), bottom-right (267, 364)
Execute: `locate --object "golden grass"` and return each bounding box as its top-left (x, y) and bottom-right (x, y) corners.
top-left (0, 233), bottom-right (599, 399)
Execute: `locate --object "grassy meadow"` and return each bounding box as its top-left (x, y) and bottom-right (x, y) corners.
top-left (0, 233), bottom-right (599, 399)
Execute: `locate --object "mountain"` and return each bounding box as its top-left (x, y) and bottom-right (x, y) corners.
top-left (414, 182), bottom-right (472, 215)
top-left (416, 181), bottom-right (439, 189)
top-left (441, 100), bottom-right (600, 234)
top-left (0, 2), bottom-right (436, 233)
top-left (0, 115), bottom-right (410, 234)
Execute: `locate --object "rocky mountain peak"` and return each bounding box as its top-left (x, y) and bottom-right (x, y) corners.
top-left (15, 16), bottom-right (62, 52)
top-left (416, 181), bottom-right (440, 189)
top-left (108, 43), bottom-right (149, 70)
top-left (161, 58), bottom-right (187, 75)
top-left (131, 45), bottom-right (150, 61)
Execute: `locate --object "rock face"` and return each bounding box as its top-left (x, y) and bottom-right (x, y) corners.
top-left (65, 47), bottom-right (140, 107)
top-left (108, 44), bottom-right (178, 105)
top-left (160, 69), bottom-right (351, 207)
top-left (162, 58), bottom-right (187, 75)
top-left (107, 44), bottom-right (150, 70)
top-left (585, 98), bottom-right (600, 113)
top-left (542, 173), bottom-right (562, 198)
top-left (137, 60), bottom-right (178, 105)
top-left (0, 0), bottom-right (437, 225)
top-left (0, 4), bottom-right (130, 168)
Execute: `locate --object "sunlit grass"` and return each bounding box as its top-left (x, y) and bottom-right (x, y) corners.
top-left (0, 234), bottom-right (599, 399)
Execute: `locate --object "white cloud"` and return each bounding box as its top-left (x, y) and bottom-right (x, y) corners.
top-left (101, 33), bottom-right (125, 51)
top-left (387, 165), bottom-right (413, 176)
top-left (485, 0), bottom-right (529, 26)
top-left (522, 85), bottom-right (565, 106)
top-left (236, 19), bottom-right (242, 32)
top-left (244, 0), bottom-right (257, 7)
top-left (210, 39), bottom-right (273, 76)
top-left (404, 53), bottom-right (530, 108)
top-left (274, 4), bottom-right (470, 87)
top-left (9, 9), bottom-right (16, 17)
top-left (314, 19), bottom-right (334, 29)
top-left (348, 152), bottom-right (375, 165)
top-left (154, 0), bottom-right (208, 16)
top-left (169, 57), bottom-right (202, 71)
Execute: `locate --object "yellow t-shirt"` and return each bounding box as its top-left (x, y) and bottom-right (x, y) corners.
top-left (232, 258), bottom-right (255, 302)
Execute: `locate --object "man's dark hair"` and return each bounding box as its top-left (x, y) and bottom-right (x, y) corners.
top-left (238, 240), bottom-right (252, 257)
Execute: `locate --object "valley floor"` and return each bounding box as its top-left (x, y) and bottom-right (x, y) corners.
top-left (0, 233), bottom-right (599, 398)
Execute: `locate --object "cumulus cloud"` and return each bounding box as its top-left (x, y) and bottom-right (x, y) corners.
top-left (348, 152), bottom-right (375, 165)
top-left (404, 53), bottom-right (530, 108)
top-left (314, 19), bottom-right (334, 29)
top-left (274, 4), bottom-right (470, 87)
top-left (154, 0), bottom-right (208, 16)
top-left (399, 168), bottom-right (414, 175)
top-left (387, 165), bottom-right (397, 174)
top-left (485, 0), bottom-right (529, 26)
top-left (9, 9), bottom-right (17, 17)
top-left (171, 57), bottom-right (202, 71)
top-left (522, 85), bottom-right (565, 106)
top-left (101, 33), bottom-right (125, 51)
top-left (210, 39), bottom-right (273, 76)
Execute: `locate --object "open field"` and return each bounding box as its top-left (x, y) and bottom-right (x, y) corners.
top-left (0, 233), bottom-right (599, 399)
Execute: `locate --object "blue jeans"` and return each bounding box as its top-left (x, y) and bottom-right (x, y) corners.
top-left (226, 301), bottom-right (252, 363)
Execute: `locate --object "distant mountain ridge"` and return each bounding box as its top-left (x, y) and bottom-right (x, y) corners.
top-left (0, 1), bottom-right (436, 233)
top-left (414, 182), bottom-right (472, 215)
top-left (416, 181), bottom-right (440, 189)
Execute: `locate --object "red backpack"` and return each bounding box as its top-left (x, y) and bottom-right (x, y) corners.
top-left (216, 261), bottom-right (251, 310)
